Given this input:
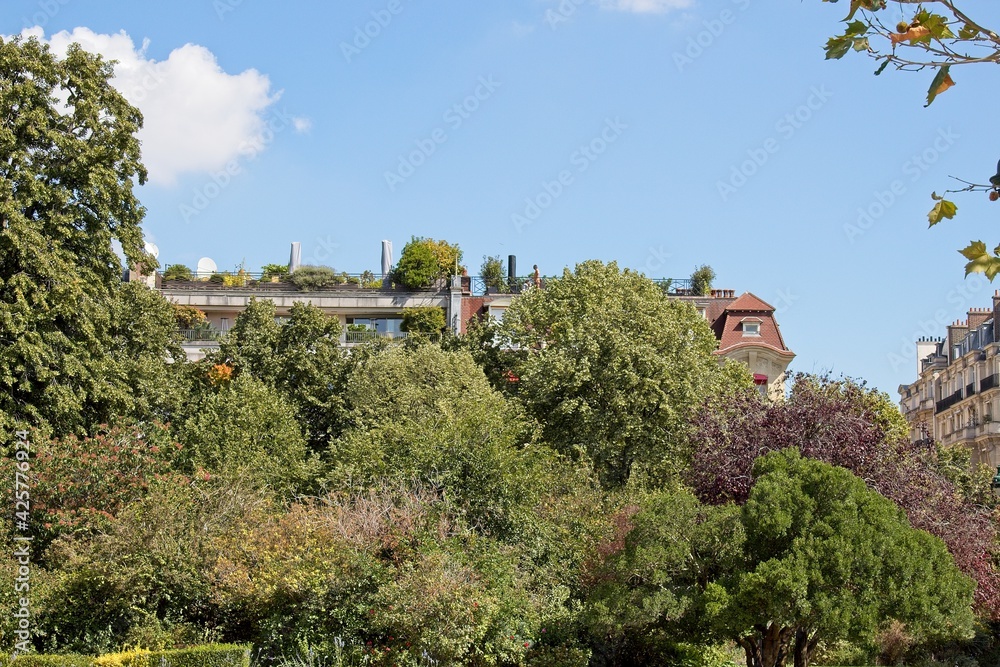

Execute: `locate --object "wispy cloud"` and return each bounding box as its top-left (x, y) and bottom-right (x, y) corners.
top-left (598, 0), bottom-right (694, 14)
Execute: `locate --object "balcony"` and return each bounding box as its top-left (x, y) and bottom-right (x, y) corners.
top-left (982, 374), bottom-right (999, 392)
top-left (179, 327), bottom-right (222, 342)
top-left (344, 330), bottom-right (409, 345)
top-left (936, 390), bottom-right (964, 413)
top-left (968, 383), bottom-right (977, 398)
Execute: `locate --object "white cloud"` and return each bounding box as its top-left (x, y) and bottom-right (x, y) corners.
top-left (292, 117), bottom-right (312, 133)
top-left (598, 0), bottom-right (694, 14)
top-left (15, 27), bottom-right (306, 186)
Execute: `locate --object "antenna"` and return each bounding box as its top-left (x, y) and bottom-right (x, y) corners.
top-left (196, 257), bottom-right (218, 278)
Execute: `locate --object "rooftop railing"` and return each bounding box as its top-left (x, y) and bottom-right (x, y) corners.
top-left (157, 267), bottom-right (739, 300)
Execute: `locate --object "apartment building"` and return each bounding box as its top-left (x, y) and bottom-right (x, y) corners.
top-left (147, 253), bottom-right (794, 397)
top-left (899, 293), bottom-right (1000, 467)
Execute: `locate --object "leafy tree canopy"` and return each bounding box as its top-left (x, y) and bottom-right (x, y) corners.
top-left (0, 36), bottom-right (159, 439)
top-left (713, 449), bottom-right (975, 667)
top-left (688, 373), bottom-right (1000, 617)
top-left (501, 260), bottom-right (748, 487)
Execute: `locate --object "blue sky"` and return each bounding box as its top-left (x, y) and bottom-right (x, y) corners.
top-left (6, 0), bottom-right (1000, 398)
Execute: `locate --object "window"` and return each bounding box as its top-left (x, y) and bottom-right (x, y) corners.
top-left (742, 321), bottom-right (760, 336)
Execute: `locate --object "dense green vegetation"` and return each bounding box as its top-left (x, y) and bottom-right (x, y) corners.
top-left (2, 34), bottom-right (999, 667)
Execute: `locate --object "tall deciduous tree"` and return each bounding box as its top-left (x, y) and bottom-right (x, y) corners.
top-left (329, 343), bottom-right (547, 539)
top-left (211, 299), bottom-right (347, 452)
top-left (0, 36), bottom-right (154, 438)
top-left (501, 260), bottom-right (743, 487)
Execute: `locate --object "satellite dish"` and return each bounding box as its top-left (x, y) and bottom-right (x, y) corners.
top-left (196, 257), bottom-right (218, 278)
top-left (144, 242), bottom-right (159, 260)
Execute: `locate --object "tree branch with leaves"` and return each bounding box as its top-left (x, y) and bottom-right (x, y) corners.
top-left (821, 1), bottom-right (1000, 277)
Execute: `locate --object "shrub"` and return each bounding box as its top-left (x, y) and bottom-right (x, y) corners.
top-left (481, 255), bottom-right (507, 293)
top-left (173, 304), bottom-right (207, 329)
top-left (260, 263), bottom-right (289, 281)
top-left (289, 266), bottom-right (338, 291)
top-left (163, 264), bottom-right (193, 281)
top-left (689, 264), bottom-right (715, 296)
top-left (150, 644), bottom-right (251, 667)
top-left (401, 307), bottom-right (446, 336)
top-left (6, 656), bottom-right (93, 667)
top-left (2, 645), bottom-right (252, 667)
top-left (394, 238), bottom-right (440, 289)
top-left (221, 271), bottom-right (249, 287)
top-left (92, 650), bottom-right (151, 667)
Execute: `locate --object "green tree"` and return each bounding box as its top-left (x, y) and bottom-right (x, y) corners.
top-left (818, 2), bottom-right (1000, 274)
top-left (689, 264), bottom-right (716, 296)
top-left (710, 449), bottom-right (974, 667)
top-left (210, 299), bottom-right (347, 453)
top-left (179, 374), bottom-right (313, 495)
top-left (584, 489), bottom-right (743, 665)
top-left (480, 254), bottom-right (507, 293)
top-left (214, 298), bottom-right (281, 380)
top-left (400, 306), bottom-right (446, 338)
top-left (329, 344), bottom-right (547, 538)
top-left (0, 36), bottom-right (153, 438)
top-left (501, 260), bottom-right (735, 487)
top-left (393, 237), bottom-right (463, 288)
top-left (394, 237), bottom-right (442, 289)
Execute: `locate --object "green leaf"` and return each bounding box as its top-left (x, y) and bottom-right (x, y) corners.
top-left (825, 36), bottom-right (853, 60)
top-left (959, 23), bottom-right (980, 40)
top-left (928, 196), bottom-right (957, 226)
top-left (960, 241), bottom-right (987, 262)
top-left (919, 12), bottom-right (956, 41)
top-left (925, 65), bottom-right (955, 107)
top-left (959, 242), bottom-right (1000, 280)
top-left (825, 21), bottom-right (869, 60)
top-left (873, 60), bottom-right (890, 76)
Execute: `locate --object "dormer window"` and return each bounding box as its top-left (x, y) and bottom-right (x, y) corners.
top-left (741, 317), bottom-right (761, 337)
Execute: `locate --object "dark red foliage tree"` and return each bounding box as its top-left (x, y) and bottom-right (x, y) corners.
top-left (688, 374), bottom-right (1000, 617)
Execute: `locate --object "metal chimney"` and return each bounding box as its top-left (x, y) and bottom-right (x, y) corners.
top-left (289, 242), bottom-right (302, 273)
top-left (507, 255), bottom-right (516, 281)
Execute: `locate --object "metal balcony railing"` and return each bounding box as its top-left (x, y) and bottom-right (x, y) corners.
top-left (344, 330), bottom-right (409, 344)
top-left (178, 327), bottom-right (223, 342)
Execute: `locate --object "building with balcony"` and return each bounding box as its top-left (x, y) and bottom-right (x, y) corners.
top-left (899, 294), bottom-right (1000, 467)
top-left (146, 253), bottom-right (794, 396)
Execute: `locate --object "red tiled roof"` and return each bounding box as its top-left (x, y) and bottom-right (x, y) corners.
top-left (724, 292), bottom-right (776, 312)
top-left (713, 292), bottom-right (792, 355)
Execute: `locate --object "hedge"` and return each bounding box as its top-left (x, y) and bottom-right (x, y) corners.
top-left (2, 644), bottom-right (250, 667)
